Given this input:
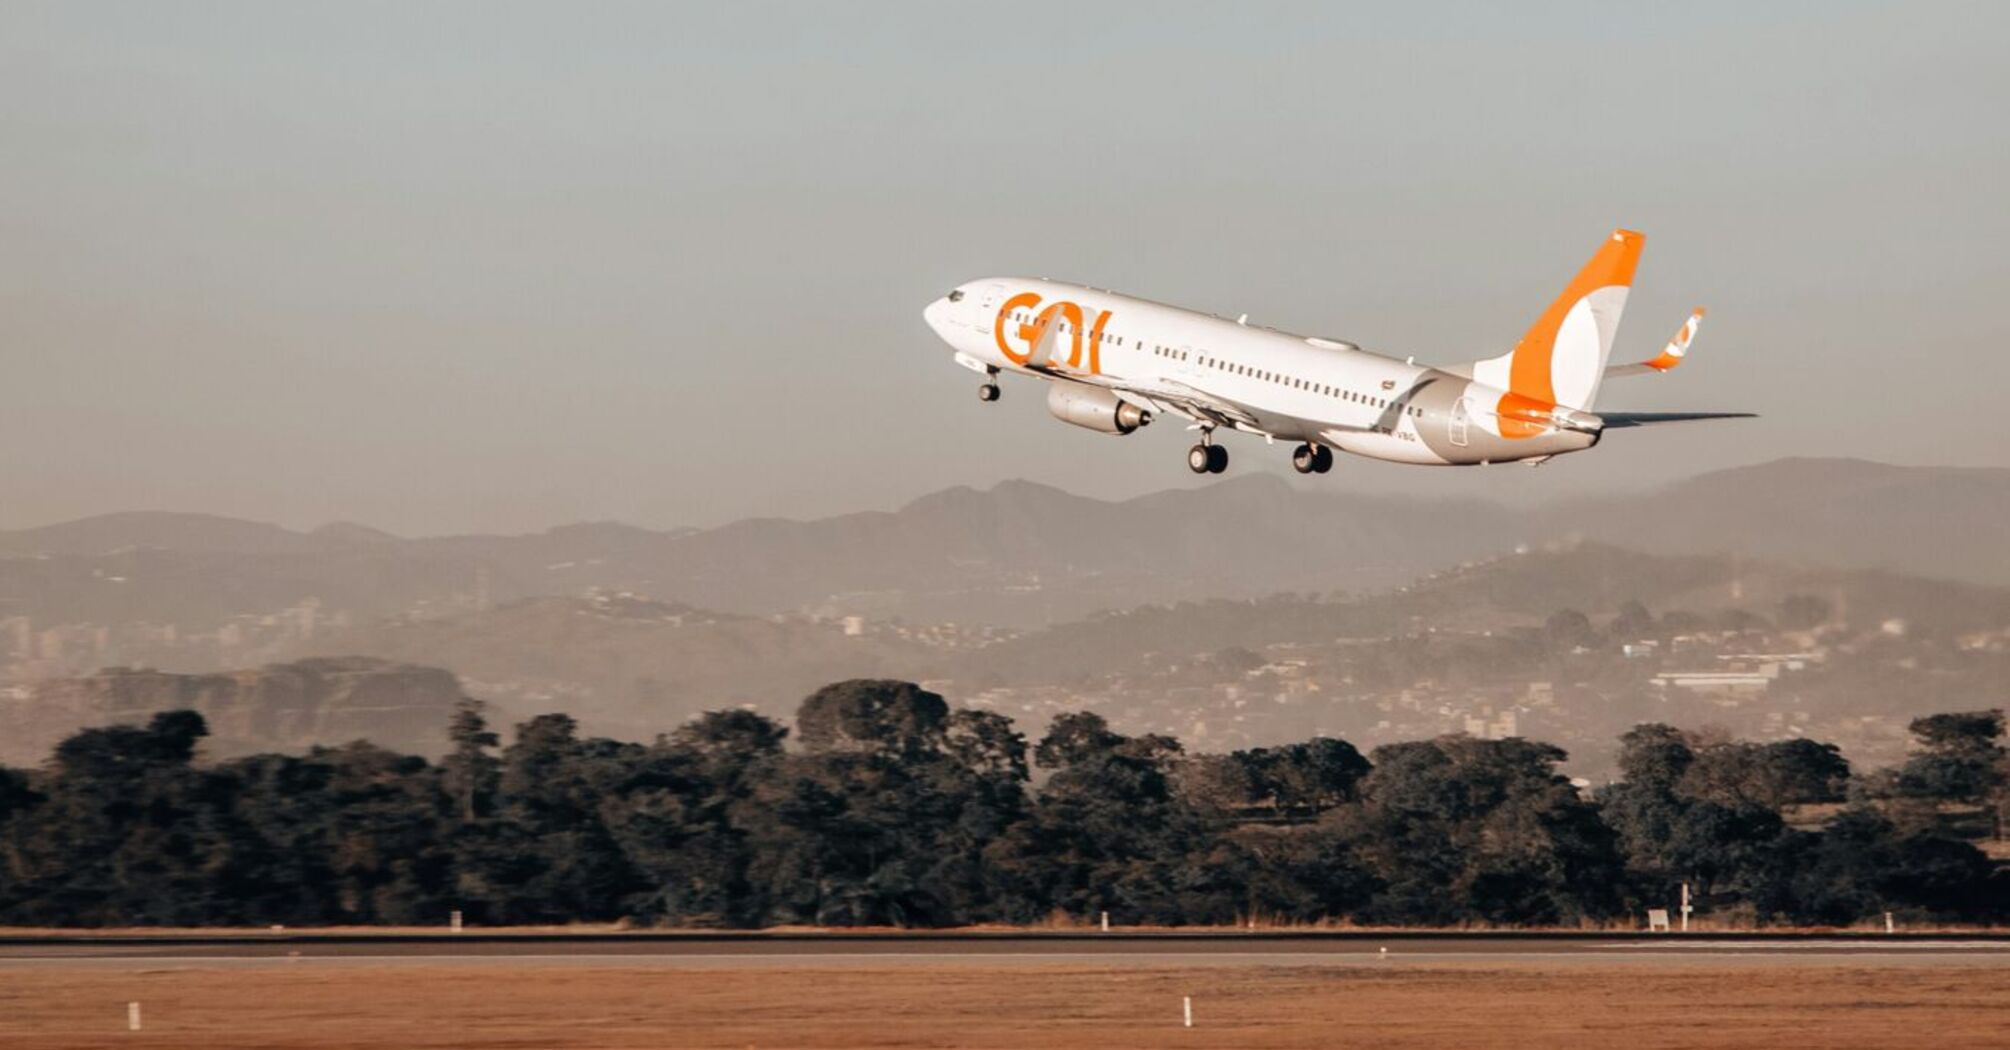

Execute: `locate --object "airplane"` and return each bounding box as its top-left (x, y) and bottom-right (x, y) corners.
top-left (921, 229), bottom-right (1751, 475)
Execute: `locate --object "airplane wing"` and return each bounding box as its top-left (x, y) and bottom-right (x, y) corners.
top-left (1045, 368), bottom-right (1263, 430)
top-left (1606, 308), bottom-right (1705, 379)
top-left (1596, 411), bottom-right (1756, 428)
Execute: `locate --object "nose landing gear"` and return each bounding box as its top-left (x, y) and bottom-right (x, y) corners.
top-left (1291, 443), bottom-right (1334, 474)
top-left (978, 382), bottom-right (1000, 402)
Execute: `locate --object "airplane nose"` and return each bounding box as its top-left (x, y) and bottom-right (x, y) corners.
top-left (922, 297), bottom-right (948, 335)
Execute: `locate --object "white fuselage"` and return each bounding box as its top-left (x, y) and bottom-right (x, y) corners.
top-left (922, 278), bottom-right (1598, 467)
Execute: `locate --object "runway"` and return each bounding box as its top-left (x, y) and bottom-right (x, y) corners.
top-left (5, 931), bottom-right (2009, 969)
top-left (6, 934), bottom-right (2008, 1050)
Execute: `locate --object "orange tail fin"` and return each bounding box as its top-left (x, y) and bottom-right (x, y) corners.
top-left (1471, 229), bottom-right (1643, 411)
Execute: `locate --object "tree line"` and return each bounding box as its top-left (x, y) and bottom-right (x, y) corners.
top-left (0, 680), bottom-right (2002, 928)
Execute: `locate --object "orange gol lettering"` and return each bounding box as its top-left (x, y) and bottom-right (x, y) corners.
top-left (994, 292), bottom-right (1111, 375)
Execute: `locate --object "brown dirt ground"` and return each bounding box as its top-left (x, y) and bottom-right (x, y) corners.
top-left (1, 962), bottom-right (2006, 1050)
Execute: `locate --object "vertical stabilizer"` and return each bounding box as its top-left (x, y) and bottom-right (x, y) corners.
top-left (1471, 229), bottom-right (1642, 412)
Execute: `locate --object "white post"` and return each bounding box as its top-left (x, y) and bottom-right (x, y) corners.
top-left (127, 1002), bottom-right (141, 1032)
top-left (1183, 996), bottom-right (1193, 1028)
top-left (1100, 911), bottom-right (1109, 933)
top-left (450, 909), bottom-right (463, 933)
top-left (1378, 946), bottom-right (1388, 960)
top-left (1680, 883), bottom-right (1692, 932)
top-left (1885, 912), bottom-right (1895, 934)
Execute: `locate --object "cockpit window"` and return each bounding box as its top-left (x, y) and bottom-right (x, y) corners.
top-left (946, 289), bottom-right (964, 302)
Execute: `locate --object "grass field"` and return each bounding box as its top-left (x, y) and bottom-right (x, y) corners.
top-left (2, 961), bottom-right (2007, 1049)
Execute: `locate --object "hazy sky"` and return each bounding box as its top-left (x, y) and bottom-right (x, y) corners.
top-left (4, 2), bottom-right (2006, 535)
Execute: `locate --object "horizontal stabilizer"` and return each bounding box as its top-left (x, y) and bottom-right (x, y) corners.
top-left (1606, 307), bottom-right (1705, 379)
top-left (1597, 411), bottom-right (1755, 429)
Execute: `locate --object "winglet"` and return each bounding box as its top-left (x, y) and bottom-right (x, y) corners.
top-left (1605, 307), bottom-right (1705, 379)
top-left (1649, 307), bottom-right (1706, 371)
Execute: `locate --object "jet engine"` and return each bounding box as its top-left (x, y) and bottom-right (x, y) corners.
top-left (1046, 384), bottom-right (1152, 435)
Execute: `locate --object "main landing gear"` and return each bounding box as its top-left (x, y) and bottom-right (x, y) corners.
top-left (1291, 443), bottom-right (1334, 474)
top-left (1187, 433), bottom-right (1229, 475)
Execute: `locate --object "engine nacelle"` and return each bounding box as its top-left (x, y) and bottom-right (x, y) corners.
top-left (1046, 384), bottom-right (1151, 435)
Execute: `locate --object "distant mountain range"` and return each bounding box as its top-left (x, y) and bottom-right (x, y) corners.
top-left (302, 539), bottom-right (2010, 763)
top-left (2, 458), bottom-right (2006, 630)
top-left (14, 539), bottom-right (2004, 762)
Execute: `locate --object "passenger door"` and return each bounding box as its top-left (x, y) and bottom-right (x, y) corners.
top-left (974, 284), bottom-right (1006, 336)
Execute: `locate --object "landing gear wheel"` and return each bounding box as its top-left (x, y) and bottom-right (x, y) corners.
top-left (978, 382), bottom-right (1000, 402)
top-left (1312, 445), bottom-right (1334, 473)
top-left (1291, 444), bottom-right (1318, 474)
top-left (1187, 444), bottom-right (1212, 474)
top-left (1205, 444), bottom-right (1229, 474)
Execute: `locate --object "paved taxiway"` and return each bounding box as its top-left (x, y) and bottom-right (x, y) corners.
top-left (4, 933), bottom-right (2008, 969)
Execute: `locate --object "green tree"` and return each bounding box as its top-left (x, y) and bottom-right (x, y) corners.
top-left (1229, 738), bottom-right (1370, 818)
top-left (441, 697), bottom-right (500, 822)
top-left (603, 709), bottom-right (788, 926)
top-left (739, 684), bottom-right (1029, 927)
top-left (5, 712), bottom-right (253, 926)
top-left (0, 765), bottom-right (42, 916)
top-left (1679, 739), bottom-right (1850, 809)
top-left (1033, 711), bottom-right (1124, 770)
top-left (485, 715), bottom-right (645, 922)
top-left (987, 715), bottom-right (1221, 924)
top-left (1340, 736), bottom-right (1622, 925)
top-left (1769, 807), bottom-right (1999, 924)
top-left (945, 709), bottom-right (1029, 783)
top-left (223, 742), bottom-right (455, 924)
top-left (795, 680), bottom-right (949, 758)
top-left (1617, 724), bottom-right (1694, 792)
top-left (1898, 710), bottom-right (2006, 839)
